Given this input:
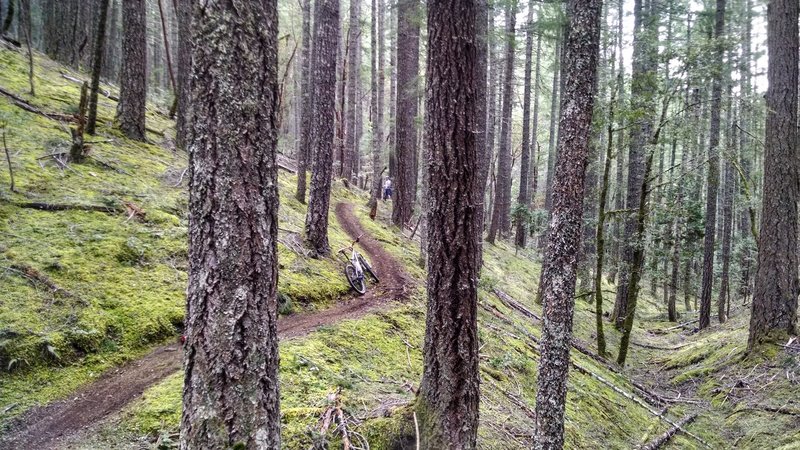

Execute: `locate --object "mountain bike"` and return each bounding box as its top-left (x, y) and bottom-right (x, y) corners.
top-left (337, 234), bottom-right (379, 295)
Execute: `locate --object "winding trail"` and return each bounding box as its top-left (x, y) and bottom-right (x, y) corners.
top-left (0, 202), bottom-right (413, 450)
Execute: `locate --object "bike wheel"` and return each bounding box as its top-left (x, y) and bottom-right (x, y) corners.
top-left (345, 264), bottom-right (366, 295)
top-left (358, 254), bottom-right (379, 283)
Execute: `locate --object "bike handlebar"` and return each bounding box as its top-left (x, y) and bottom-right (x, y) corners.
top-left (337, 234), bottom-right (365, 254)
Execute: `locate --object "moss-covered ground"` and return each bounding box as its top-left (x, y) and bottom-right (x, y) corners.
top-left (2, 46), bottom-right (799, 449)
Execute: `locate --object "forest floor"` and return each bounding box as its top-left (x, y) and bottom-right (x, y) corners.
top-left (0, 201), bottom-right (414, 450)
top-left (1, 45), bottom-right (799, 450)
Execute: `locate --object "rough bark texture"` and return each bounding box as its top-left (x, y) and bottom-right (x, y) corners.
top-left (416, 0), bottom-right (479, 446)
top-left (486, 0), bottom-right (516, 244)
top-left (392, 0), bottom-right (420, 227)
top-left (474, 0), bottom-right (488, 261)
top-left (514, 0), bottom-right (535, 248)
top-left (611, 0), bottom-right (656, 328)
top-left (116, 0), bottom-right (147, 141)
top-left (180, 0), bottom-right (281, 448)
top-left (718, 105), bottom-right (735, 323)
top-left (304, 0), bottom-right (340, 257)
top-left (295, 0), bottom-right (313, 202)
top-left (343, 0), bottom-right (361, 183)
top-left (748, 0), bottom-right (799, 348)
top-left (699, 0), bottom-right (726, 330)
top-left (87, 0), bottom-right (111, 135)
top-left (533, 0), bottom-right (601, 447)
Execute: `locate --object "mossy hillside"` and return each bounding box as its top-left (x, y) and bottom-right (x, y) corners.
top-left (0, 46), bottom-right (350, 427)
top-left (85, 185), bottom-right (705, 450)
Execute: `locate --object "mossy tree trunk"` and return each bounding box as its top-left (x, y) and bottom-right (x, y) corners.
top-left (87, 0), bottom-right (111, 135)
top-left (416, 0), bottom-right (480, 445)
top-left (534, 0), bottom-right (602, 447)
top-left (304, 0), bottom-right (340, 258)
top-left (748, 0), bottom-right (798, 349)
top-left (180, 0), bottom-right (281, 448)
top-left (295, 0), bottom-right (312, 203)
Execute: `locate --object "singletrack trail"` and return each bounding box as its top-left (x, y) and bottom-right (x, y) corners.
top-left (0, 202), bottom-right (413, 450)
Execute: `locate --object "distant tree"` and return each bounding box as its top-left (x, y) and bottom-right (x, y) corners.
top-left (87, 0), bottom-right (111, 135)
top-left (534, 0), bottom-right (602, 447)
top-left (295, 0), bottom-right (313, 203)
top-left (486, 0), bottom-right (516, 244)
top-left (391, 0), bottom-right (420, 228)
top-left (698, 0), bottom-right (727, 330)
top-left (180, 0), bottom-right (281, 447)
top-left (474, 0), bottom-right (489, 263)
top-left (343, 0), bottom-right (361, 183)
top-left (415, 0), bottom-right (480, 445)
top-left (514, 0), bottom-right (535, 248)
top-left (305, 0), bottom-right (340, 257)
top-left (174, 0), bottom-right (192, 150)
top-left (116, 0), bottom-right (147, 141)
top-left (748, 0), bottom-right (798, 348)
top-left (367, 0), bottom-right (384, 213)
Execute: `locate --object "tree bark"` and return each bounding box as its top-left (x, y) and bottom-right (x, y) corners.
top-left (529, 29), bottom-right (542, 207)
top-left (699, 0), bottom-right (726, 331)
top-left (87, 0), bottom-right (111, 135)
top-left (295, 0), bottom-right (313, 202)
top-left (538, 34), bottom-right (560, 252)
top-left (304, 0), bottom-right (340, 257)
top-left (416, 0), bottom-right (479, 446)
top-left (611, 0), bottom-right (657, 328)
top-left (514, 0), bottom-right (535, 248)
top-left (748, 0), bottom-right (799, 348)
top-left (486, 0), bottom-right (516, 244)
top-left (343, 0), bottom-right (361, 183)
top-left (391, 0), bottom-right (420, 228)
top-left (367, 0), bottom-right (384, 211)
top-left (474, 0), bottom-right (489, 263)
top-left (116, 0), bottom-right (147, 141)
top-left (180, 0), bottom-right (281, 447)
top-left (533, 0), bottom-right (601, 447)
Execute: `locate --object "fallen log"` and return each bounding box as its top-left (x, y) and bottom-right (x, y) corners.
top-left (0, 86), bottom-right (74, 122)
top-left (639, 413), bottom-right (698, 450)
top-left (12, 201), bottom-right (121, 213)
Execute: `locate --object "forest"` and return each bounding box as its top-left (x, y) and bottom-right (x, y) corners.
top-left (0, 0), bottom-right (797, 448)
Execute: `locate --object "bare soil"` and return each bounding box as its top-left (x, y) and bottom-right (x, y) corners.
top-left (0, 202), bottom-right (413, 450)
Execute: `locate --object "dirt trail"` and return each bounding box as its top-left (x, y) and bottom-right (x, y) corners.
top-left (0, 202), bottom-right (413, 450)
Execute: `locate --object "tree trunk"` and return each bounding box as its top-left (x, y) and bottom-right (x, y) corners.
top-left (116, 0), bottom-right (147, 141)
top-left (534, 1), bottom-right (602, 447)
top-left (699, 0), bottom-right (726, 331)
top-left (343, 0), bottom-right (360, 183)
top-left (304, 0), bottom-right (340, 258)
top-left (102, 0), bottom-right (120, 80)
top-left (391, 0), bottom-right (420, 228)
top-left (474, 0), bottom-right (489, 264)
top-left (180, 1), bottom-right (281, 447)
top-left (87, 0), bottom-right (111, 135)
top-left (748, 0), bottom-right (798, 348)
top-left (295, 0), bottom-right (313, 202)
top-left (416, 1), bottom-right (480, 446)
top-left (529, 29), bottom-right (542, 207)
top-left (486, 0), bottom-right (516, 244)
top-left (367, 0), bottom-right (384, 212)
top-left (611, 0), bottom-right (657, 328)
top-left (538, 35), bottom-right (560, 251)
top-left (514, 0), bottom-right (535, 248)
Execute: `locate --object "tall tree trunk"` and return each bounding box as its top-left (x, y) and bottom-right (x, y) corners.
top-left (368, 0), bottom-right (384, 211)
top-left (538, 35), bottom-right (561, 252)
top-left (737, 0), bottom-right (754, 303)
top-left (156, 0), bottom-right (175, 91)
top-left (392, 0), bottom-right (420, 228)
top-left (474, 0), bottom-right (489, 263)
top-left (180, 0), bottom-right (281, 447)
top-left (116, 0), bottom-right (147, 141)
top-left (529, 29), bottom-right (542, 206)
top-left (718, 113), bottom-right (734, 324)
top-left (343, 0), bottom-right (361, 183)
top-left (514, 0), bottom-right (535, 248)
top-left (416, 1), bottom-right (480, 446)
top-left (295, 0), bottom-right (313, 202)
top-left (611, 0), bottom-right (657, 328)
top-left (87, 0), bottom-right (111, 135)
top-left (748, 0), bottom-right (798, 348)
top-left (484, 16), bottom-right (498, 232)
top-left (304, 0), bottom-right (340, 257)
top-left (699, 0), bottom-right (727, 330)
top-left (102, 0), bottom-right (120, 80)
top-left (534, 1), bottom-right (602, 447)
top-left (486, 0), bottom-right (516, 244)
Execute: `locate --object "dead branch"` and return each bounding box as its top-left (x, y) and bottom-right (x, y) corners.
top-left (0, 86), bottom-right (74, 121)
top-left (3, 263), bottom-right (82, 302)
top-left (631, 341), bottom-right (691, 351)
top-left (172, 167), bottom-right (188, 187)
top-left (493, 288), bottom-right (541, 321)
top-left (60, 72), bottom-right (119, 101)
top-left (639, 413), bottom-right (698, 450)
top-left (90, 155), bottom-right (130, 175)
top-left (3, 131), bottom-right (15, 192)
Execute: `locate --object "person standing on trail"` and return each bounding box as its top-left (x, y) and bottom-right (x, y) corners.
top-left (383, 177), bottom-right (393, 201)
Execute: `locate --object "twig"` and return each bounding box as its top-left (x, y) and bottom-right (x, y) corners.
top-left (172, 167), bottom-right (188, 187)
top-left (3, 131), bottom-right (15, 192)
top-left (413, 411), bottom-right (420, 450)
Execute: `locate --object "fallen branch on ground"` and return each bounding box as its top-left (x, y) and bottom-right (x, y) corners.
top-left (0, 86), bottom-right (74, 122)
top-left (639, 413), bottom-right (698, 450)
top-left (11, 201), bottom-right (121, 213)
